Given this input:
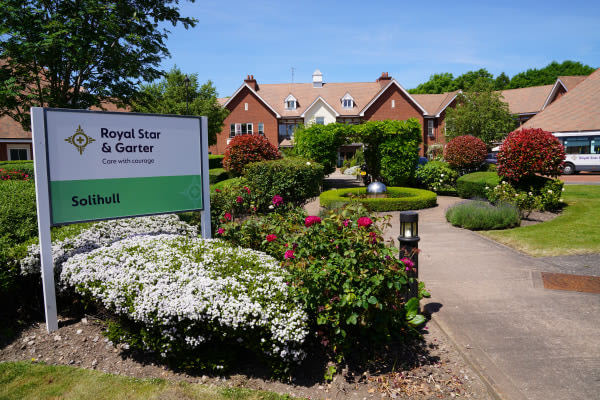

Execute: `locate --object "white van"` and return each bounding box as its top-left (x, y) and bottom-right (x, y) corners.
top-left (554, 133), bottom-right (600, 175)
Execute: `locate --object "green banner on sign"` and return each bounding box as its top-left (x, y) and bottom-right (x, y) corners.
top-left (50, 175), bottom-right (203, 224)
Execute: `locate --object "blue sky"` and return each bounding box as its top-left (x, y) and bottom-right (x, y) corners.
top-left (159, 0), bottom-right (600, 98)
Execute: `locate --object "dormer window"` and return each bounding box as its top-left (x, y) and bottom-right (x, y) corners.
top-left (342, 93), bottom-right (354, 109)
top-left (285, 94), bottom-right (297, 110)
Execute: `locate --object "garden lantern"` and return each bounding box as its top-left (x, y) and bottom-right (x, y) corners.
top-left (398, 211), bottom-right (420, 300)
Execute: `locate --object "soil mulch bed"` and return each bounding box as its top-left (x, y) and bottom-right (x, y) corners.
top-left (0, 311), bottom-right (492, 400)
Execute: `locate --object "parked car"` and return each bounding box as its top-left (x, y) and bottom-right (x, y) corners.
top-left (485, 152), bottom-right (498, 164)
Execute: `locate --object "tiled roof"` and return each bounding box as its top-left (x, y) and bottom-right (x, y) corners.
top-left (558, 75), bottom-right (587, 90)
top-left (412, 91), bottom-right (459, 116)
top-left (253, 82), bottom-right (384, 117)
top-left (500, 85), bottom-right (554, 114)
top-left (0, 115), bottom-right (30, 140)
top-left (522, 68), bottom-right (600, 133)
top-left (0, 101), bottom-right (129, 140)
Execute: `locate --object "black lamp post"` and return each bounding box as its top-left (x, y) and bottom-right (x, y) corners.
top-left (183, 75), bottom-right (190, 115)
top-left (398, 211), bottom-right (420, 300)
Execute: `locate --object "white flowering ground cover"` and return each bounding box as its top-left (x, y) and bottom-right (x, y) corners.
top-left (19, 215), bottom-right (309, 372)
top-left (20, 214), bottom-right (197, 280)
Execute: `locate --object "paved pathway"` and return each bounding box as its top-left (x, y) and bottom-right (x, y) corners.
top-left (310, 172), bottom-right (600, 400)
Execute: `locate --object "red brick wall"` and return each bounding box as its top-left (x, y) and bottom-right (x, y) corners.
top-left (363, 85), bottom-right (426, 154)
top-left (210, 86), bottom-right (279, 154)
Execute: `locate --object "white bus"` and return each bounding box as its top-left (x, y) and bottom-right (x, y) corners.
top-left (554, 133), bottom-right (600, 175)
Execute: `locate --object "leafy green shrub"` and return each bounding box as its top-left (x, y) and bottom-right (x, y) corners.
top-left (293, 123), bottom-right (348, 174)
top-left (497, 128), bottom-right (565, 181)
top-left (446, 200), bottom-right (520, 230)
top-left (208, 154), bottom-right (224, 169)
top-left (243, 157), bottom-right (324, 211)
top-left (222, 135), bottom-right (281, 176)
top-left (415, 161), bottom-right (458, 195)
top-left (354, 119), bottom-right (421, 186)
top-left (216, 207), bottom-right (306, 260)
top-left (0, 180), bottom-right (37, 246)
top-left (283, 203), bottom-right (424, 360)
top-left (217, 202), bottom-right (426, 364)
top-left (486, 178), bottom-right (564, 218)
top-left (0, 160), bottom-right (34, 179)
top-left (60, 234), bottom-right (308, 374)
top-left (208, 168), bottom-right (229, 184)
top-left (456, 172), bottom-right (500, 199)
top-left (443, 135), bottom-right (487, 173)
top-left (319, 187), bottom-right (437, 212)
top-left (211, 177), bottom-right (245, 191)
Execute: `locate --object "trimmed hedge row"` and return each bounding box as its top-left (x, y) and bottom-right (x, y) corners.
top-left (208, 168), bottom-right (229, 184)
top-left (320, 187), bottom-right (437, 212)
top-left (208, 154), bottom-right (224, 169)
top-left (456, 172), bottom-right (500, 199)
top-left (244, 157), bottom-right (324, 210)
top-left (0, 160), bottom-right (34, 178)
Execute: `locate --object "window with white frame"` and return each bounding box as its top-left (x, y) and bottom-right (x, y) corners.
top-left (7, 145), bottom-right (30, 160)
top-left (258, 123), bottom-right (264, 135)
top-left (315, 116), bottom-right (325, 125)
top-left (230, 123), bottom-right (253, 137)
top-left (427, 120), bottom-right (434, 137)
top-left (285, 94), bottom-right (297, 110)
top-left (341, 93), bottom-right (354, 109)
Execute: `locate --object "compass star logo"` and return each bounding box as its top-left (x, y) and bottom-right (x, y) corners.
top-left (65, 125), bottom-right (95, 155)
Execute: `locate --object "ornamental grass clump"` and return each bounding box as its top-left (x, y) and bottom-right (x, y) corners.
top-left (445, 200), bottom-right (520, 230)
top-left (60, 235), bottom-right (309, 374)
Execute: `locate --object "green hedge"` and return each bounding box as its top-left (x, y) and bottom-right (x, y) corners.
top-left (208, 168), bottom-right (229, 184)
top-left (456, 172), bottom-right (500, 199)
top-left (0, 180), bottom-right (38, 294)
top-left (0, 160), bottom-right (34, 178)
top-left (243, 157), bottom-right (324, 210)
top-left (210, 177), bottom-right (245, 191)
top-left (320, 187), bottom-right (437, 212)
top-left (208, 154), bottom-right (224, 169)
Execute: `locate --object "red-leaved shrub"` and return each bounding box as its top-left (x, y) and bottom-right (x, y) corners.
top-left (222, 135), bottom-right (281, 176)
top-left (443, 135), bottom-right (487, 171)
top-left (497, 128), bottom-right (565, 181)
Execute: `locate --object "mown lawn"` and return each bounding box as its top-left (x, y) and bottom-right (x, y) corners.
top-left (481, 185), bottom-right (600, 256)
top-left (0, 361), bottom-right (301, 400)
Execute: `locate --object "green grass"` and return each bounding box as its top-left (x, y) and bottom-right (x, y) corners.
top-left (481, 185), bottom-right (600, 256)
top-left (0, 361), bottom-right (303, 400)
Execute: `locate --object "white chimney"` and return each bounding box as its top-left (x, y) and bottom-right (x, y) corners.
top-left (312, 69), bottom-right (323, 88)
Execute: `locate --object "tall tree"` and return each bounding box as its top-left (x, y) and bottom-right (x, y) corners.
top-left (454, 69), bottom-right (494, 90)
top-left (445, 78), bottom-right (516, 146)
top-left (0, 0), bottom-right (196, 131)
top-left (132, 67), bottom-right (229, 146)
top-left (508, 60), bottom-right (595, 88)
top-left (408, 73), bottom-right (456, 94)
top-left (494, 72), bottom-right (510, 90)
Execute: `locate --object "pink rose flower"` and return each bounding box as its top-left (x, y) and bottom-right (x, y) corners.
top-left (357, 217), bottom-right (373, 228)
top-left (272, 195), bottom-right (283, 206)
top-left (266, 234), bottom-right (277, 242)
top-left (401, 257), bottom-right (415, 271)
top-left (236, 196), bottom-right (243, 204)
top-left (304, 216), bottom-right (322, 227)
top-left (284, 250), bottom-right (295, 259)
top-left (224, 212), bottom-right (232, 221)
top-left (243, 186), bottom-right (251, 194)
top-left (217, 228), bottom-right (225, 235)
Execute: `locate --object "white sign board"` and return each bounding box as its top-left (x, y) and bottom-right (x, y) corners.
top-left (31, 108), bottom-right (212, 332)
